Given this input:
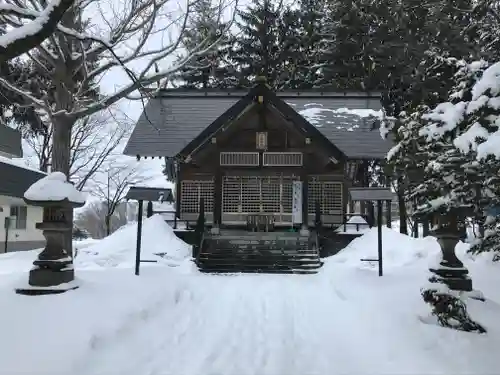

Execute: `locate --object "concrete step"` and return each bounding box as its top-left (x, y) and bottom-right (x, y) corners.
top-left (198, 230), bottom-right (321, 274)
top-left (198, 256), bottom-right (321, 267)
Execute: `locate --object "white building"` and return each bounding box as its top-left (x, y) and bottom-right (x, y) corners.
top-left (0, 126), bottom-right (45, 253)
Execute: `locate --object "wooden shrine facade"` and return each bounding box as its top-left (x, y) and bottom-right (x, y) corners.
top-left (124, 81), bottom-right (392, 230)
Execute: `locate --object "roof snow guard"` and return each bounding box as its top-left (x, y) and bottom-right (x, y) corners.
top-left (124, 85), bottom-right (392, 160)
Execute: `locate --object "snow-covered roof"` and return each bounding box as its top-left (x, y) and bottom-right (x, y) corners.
top-left (0, 126), bottom-right (23, 157)
top-left (124, 89), bottom-right (392, 160)
top-left (0, 155), bottom-right (45, 199)
top-left (24, 172), bottom-right (86, 205)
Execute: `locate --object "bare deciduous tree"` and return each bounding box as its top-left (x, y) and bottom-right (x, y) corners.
top-left (75, 199), bottom-right (135, 239)
top-left (90, 159), bottom-right (146, 236)
top-left (0, 0), bottom-right (237, 256)
top-left (23, 108), bottom-right (131, 190)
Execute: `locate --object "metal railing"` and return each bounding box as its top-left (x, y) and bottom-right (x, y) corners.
top-left (342, 213), bottom-right (371, 233)
top-left (152, 209), bottom-right (190, 230)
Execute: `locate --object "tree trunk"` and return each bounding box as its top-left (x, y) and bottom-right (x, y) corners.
top-left (105, 214), bottom-right (111, 236)
top-left (385, 200), bottom-right (392, 228)
top-left (52, 115), bottom-right (75, 257)
top-left (397, 178), bottom-right (408, 234)
top-left (423, 219), bottom-right (430, 237)
top-left (368, 202), bottom-right (375, 227)
top-left (413, 219), bottom-right (419, 238)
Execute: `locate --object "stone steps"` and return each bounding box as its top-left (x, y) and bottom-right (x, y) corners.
top-left (196, 231), bottom-right (322, 274)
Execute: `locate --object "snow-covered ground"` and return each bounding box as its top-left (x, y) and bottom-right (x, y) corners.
top-left (0, 217), bottom-right (499, 375)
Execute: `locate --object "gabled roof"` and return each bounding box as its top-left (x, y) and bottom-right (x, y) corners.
top-left (0, 156), bottom-right (45, 199)
top-left (124, 87), bottom-right (392, 160)
top-left (0, 126), bottom-right (22, 158)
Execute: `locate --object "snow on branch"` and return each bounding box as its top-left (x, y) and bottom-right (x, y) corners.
top-left (0, 0), bottom-right (238, 122)
top-left (0, 0), bottom-right (76, 62)
top-left (417, 60), bottom-right (500, 160)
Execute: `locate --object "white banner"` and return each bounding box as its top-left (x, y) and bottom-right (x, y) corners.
top-left (292, 181), bottom-right (303, 224)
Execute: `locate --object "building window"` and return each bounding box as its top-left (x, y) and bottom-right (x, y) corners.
top-left (9, 205), bottom-right (27, 229)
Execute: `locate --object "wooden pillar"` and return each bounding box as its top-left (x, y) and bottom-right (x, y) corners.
top-left (385, 200), bottom-right (391, 228)
top-left (213, 169), bottom-right (222, 227)
top-left (343, 182), bottom-right (349, 225)
top-left (175, 163), bottom-right (181, 219)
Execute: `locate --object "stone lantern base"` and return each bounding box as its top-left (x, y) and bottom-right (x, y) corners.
top-left (431, 232), bottom-right (473, 292)
top-left (15, 228), bottom-right (79, 296)
top-left (16, 283), bottom-right (79, 296)
top-left (16, 265), bottom-right (79, 296)
top-left (429, 268), bottom-right (472, 292)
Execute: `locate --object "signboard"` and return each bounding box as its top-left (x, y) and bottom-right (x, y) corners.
top-left (292, 181), bottom-right (303, 224)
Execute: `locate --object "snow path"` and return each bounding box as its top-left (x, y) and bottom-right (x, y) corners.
top-left (3, 226), bottom-right (500, 374)
top-left (71, 271), bottom-right (459, 375)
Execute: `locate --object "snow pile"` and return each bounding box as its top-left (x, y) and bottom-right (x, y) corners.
top-left (330, 227), bottom-right (441, 269)
top-left (24, 171), bottom-right (86, 204)
top-left (1, 224), bottom-right (500, 373)
top-left (75, 214), bottom-right (191, 269)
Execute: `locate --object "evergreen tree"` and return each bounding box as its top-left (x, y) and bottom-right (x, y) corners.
top-left (384, 53), bottom-right (464, 233)
top-left (396, 58), bottom-right (497, 334)
top-left (228, 0), bottom-right (302, 89)
top-left (317, 0), bottom-right (373, 90)
top-left (173, 0), bottom-right (233, 88)
top-left (472, 0), bottom-right (500, 61)
top-left (290, 0), bottom-right (327, 88)
top-left (397, 59), bottom-right (494, 226)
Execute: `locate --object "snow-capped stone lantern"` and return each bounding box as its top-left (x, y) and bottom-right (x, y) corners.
top-left (428, 212), bottom-right (472, 292)
top-left (16, 172), bottom-right (85, 295)
top-left (418, 208), bottom-right (486, 333)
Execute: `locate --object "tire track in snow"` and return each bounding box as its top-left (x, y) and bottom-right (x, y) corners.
top-left (197, 279), bottom-right (261, 375)
top-left (144, 276), bottom-right (247, 375)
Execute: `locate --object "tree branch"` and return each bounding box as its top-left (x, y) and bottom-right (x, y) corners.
top-left (0, 0), bottom-right (75, 62)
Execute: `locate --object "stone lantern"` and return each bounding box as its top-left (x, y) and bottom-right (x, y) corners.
top-left (421, 209), bottom-right (486, 333)
top-left (16, 172), bottom-right (85, 295)
top-left (429, 211), bottom-right (472, 292)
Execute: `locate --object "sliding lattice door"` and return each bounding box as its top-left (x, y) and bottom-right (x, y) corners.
top-left (221, 175), bottom-right (296, 225)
